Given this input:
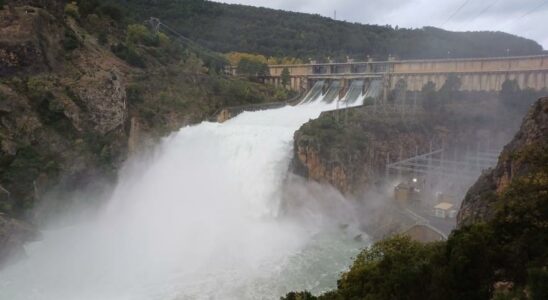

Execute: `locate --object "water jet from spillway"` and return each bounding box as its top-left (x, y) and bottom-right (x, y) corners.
top-left (0, 93), bottom-right (369, 300)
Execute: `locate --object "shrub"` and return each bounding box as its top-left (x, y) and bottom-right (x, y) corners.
top-left (111, 43), bottom-right (145, 68)
top-left (281, 67), bottom-right (290, 87)
top-left (63, 29), bottom-right (80, 51)
top-left (126, 24), bottom-right (154, 45)
top-left (76, 0), bottom-right (100, 17)
top-left (528, 268), bottom-right (548, 300)
top-left (126, 84), bottom-right (144, 104)
top-left (99, 4), bottom-right (123, 21)
top-left (98, 31), bottom-right (108, 45)
top-left (64, 2), bottom-right (80, 19)
top-left (237, 58), bottom-right (269, 77)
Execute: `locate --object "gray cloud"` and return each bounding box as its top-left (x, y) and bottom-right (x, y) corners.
top-left (213, 0), bottom-right (548, 49)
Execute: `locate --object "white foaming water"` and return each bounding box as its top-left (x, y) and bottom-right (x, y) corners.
top-left (0, 97), bottom-right (365, 300)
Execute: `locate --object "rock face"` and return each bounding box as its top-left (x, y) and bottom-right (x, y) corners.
top-left (0, 1), bottom-right (288, 220)
top-left (0, 5), bottom-right (63, 76)
top-left (0, 6), bottom-right (129, 214)
top-left (292, 102), bottom-right (515, 195)
top-left (457, 97), bottom-right (548, 227)
top-left (0, 213), bottom-right (40, 266)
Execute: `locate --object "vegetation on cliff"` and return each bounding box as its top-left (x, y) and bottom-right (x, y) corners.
top-left (285, 98), bottom-right (548, 300)
top-left (0, 0), bottom-right (288, 218)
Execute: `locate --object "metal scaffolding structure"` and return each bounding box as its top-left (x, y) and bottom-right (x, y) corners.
top-left (387, 148), bottom-right (499, 181)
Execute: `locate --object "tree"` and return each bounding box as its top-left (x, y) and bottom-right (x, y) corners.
top-left (64, 2), bottom-right (80, 19)
top-left (0, 0), bottom-right (4, 10)
top-left (237, 58), bottom-right (269, 77)
top-left (439, 74), bottom-right (461, 101)
top-left (334, 236), bottom-right (443, 300)
top-left (180, 52), bottom-right (207, 75)
top-left (281, 67), bottom-right (290, 87)
top-left (76, 0), bottom-right (100, 17)
top-left (500, 79), bottom-right (520, 108)
top-left (392, 78), bottom-right (407, 103)
top-left (99, 4), bottom-right (124, 21)
top-left (126, 24), bottom-right (152, 45)
top-left (421, 81), bottom-right (438, 111)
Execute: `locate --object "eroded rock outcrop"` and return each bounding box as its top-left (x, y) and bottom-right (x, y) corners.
top-left (292, 103), bottom-right (513, 195)
top-left (0, 5), bottom-right (63, 76)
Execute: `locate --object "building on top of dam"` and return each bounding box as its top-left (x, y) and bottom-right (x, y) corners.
top-left (228, 54), bottom-right (548, 96)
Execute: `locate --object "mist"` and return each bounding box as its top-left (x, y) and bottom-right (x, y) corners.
top-left (0, 92), bottom-right (369, 300)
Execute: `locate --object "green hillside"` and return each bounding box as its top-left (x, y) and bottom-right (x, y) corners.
top-left (111, 0), bottom-right (544, 61)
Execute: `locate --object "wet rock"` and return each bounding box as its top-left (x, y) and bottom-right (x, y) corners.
top-left (0, 213), bottom-right (40, 267)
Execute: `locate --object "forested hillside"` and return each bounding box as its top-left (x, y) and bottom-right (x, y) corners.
top-left (0, 0), bottom-right (288, 220)
top-left (112, 0), bottom-right (544, 61)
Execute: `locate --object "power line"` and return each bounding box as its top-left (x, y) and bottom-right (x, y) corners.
top-left (496, 0), bottom-right (548, 30)
top-left (518, 0), bottom-right (548, 19)
top-left (473, 0), bottom-right (500, 20)
top-left (153, 19), bottom-right (225, 63)
top-left (442, 0), bottom-right (471, 26)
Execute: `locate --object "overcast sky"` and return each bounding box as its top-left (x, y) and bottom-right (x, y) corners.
top-left (213, 0), bottom-right (548, 49)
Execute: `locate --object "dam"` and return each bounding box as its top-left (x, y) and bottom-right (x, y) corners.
top-left (243, 54), bottom-right (548, 95)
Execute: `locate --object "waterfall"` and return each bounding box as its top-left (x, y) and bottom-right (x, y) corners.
top-left (300, 81), bottom-right (325, 103)
top-left (321, 80), bottom-right (342, 103)
top-left (342, 80), bottom-right (365, 104)
top-left (0, 96), bottom-right (366, 300)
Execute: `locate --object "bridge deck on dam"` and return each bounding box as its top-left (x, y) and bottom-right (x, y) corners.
top-left (252, 55), bottom-right (548, 92)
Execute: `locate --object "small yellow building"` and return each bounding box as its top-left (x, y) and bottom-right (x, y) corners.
top-left (434, 202), bottom-right (455, 219)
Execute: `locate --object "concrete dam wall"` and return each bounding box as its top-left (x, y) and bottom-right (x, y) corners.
top-left (258, 55), bottom-right (548, 93)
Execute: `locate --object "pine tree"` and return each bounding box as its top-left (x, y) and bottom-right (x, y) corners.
top-left (281, 67), bottom-right (290, 88)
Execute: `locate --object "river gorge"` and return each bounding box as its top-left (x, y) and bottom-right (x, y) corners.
top-left (0, 95), bottom-right (368, 299)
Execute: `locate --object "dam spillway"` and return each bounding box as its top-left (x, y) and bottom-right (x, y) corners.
top-left (299, 78), bottom-right (382, 105)
top-left (0, 93), bottom-right (367, 299)
top-left (259, 54), bottom-right (548, 93)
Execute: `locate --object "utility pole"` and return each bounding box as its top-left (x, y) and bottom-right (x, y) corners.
top-left (148, 17), bottom-right (161, 34)
top-left (334, 10), bottom-right (337, 20)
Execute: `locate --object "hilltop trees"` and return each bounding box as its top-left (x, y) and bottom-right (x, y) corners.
top-left (281, 67), bottom-right (290, 87)
top-left (237, 58), bottom-right (269, 77)
top-left (109, 0), bottom-right (543, 61)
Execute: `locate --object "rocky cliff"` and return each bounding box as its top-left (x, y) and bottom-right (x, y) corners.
top-left (458, 97), bottom-right (548, 227)
top-left (0, 4), bottom-right (132, 216)
top-left (283, 97), bottom-right (548, 300)
top-left (0, 0), bottom-right (289, 262)
top-left (292, 100), bottom-right (517, 195)
top-left (0, 0), bottom-right (288, 216)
